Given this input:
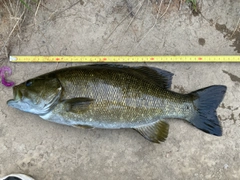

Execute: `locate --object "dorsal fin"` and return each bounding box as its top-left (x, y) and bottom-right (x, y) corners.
top-left (87, 64), bottom-right (173, 89)
top-left (132, 66), bottom-right (173, 89)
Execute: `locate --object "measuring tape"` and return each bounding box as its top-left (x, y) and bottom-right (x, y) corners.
top-left (9, 56), bottom-right (240, 62)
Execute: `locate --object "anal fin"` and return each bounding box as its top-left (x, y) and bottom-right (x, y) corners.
top-left (134, 121), bottom-right (169, 143)
top-left (73, 124), bottom-right (94, 129)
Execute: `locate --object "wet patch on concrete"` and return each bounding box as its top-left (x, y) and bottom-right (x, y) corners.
top-left (222, 70), bottom-right (240, 83)
top-left (198, 38), bottom-right (205, 46)
top-left (218, 113), bottom-right (238, 124)
top-left (215, 23), bottom-right (240, 53)
top-left (173, 85), bottom-right (187, 94)
top-left (218, 103), bottom-right (240, 123)
top-left (220, 103), bottom-right (239, 111)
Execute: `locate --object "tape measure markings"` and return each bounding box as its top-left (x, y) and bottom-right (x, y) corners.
top-left (9, 56), bottom-right (240, 62)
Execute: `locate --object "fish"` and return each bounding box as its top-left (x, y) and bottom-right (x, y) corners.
top-left (7, 64), bottom-right (227, 143)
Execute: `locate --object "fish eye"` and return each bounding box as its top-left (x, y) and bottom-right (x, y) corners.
top-left (25, 80), bottom-right (33, 87)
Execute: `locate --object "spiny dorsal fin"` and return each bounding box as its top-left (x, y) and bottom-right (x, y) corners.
top-left (134, 121), bottom-right (169, 143)
top-left (87, 64), bottom-right (173, 89)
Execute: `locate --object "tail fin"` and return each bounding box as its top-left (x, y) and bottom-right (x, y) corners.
top-left (189, 85), bottom-right (227, 136)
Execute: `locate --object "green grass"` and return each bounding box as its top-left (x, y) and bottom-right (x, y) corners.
top-left (186, 0), bottom-right (198, 12)
top-left (19, 0), bottom-right (37, 10)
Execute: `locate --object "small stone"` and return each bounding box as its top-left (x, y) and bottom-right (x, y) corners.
top-left (224, 164), bottom-right (229, 169)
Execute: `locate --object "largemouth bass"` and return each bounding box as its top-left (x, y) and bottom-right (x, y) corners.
top-left (7, 64), bottom-right (226, 143)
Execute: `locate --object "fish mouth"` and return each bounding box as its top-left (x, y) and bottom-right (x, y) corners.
top-left (7, 88), bottom-right (23, 106)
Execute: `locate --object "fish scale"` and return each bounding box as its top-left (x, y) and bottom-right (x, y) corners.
top-left (54, 67), bottom-right (193, 127)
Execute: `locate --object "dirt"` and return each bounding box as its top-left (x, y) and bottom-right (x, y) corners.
top-left (1, 0), bottom-right (240, 180)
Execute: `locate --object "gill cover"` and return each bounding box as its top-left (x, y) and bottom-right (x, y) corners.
top-left (7, 74), bottom-right (62, 115)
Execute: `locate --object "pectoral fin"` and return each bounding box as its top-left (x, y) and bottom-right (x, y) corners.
top-left (134, 121), bottom-right (169, 143)
top-left (64, 97), bottom-right (94, 112)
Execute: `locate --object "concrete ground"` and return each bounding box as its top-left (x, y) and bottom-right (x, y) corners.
top-left (0, 0), bottom-right (240, 179)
